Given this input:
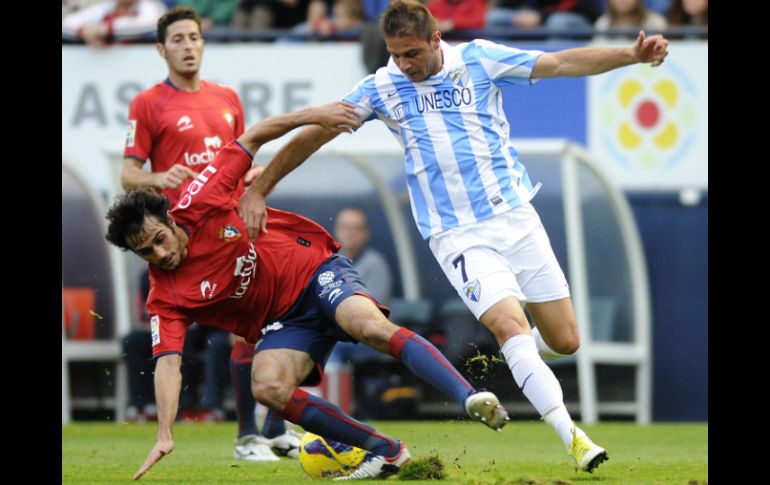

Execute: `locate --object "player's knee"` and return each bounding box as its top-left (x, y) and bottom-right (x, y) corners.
top-left (357, 316), bottom-right (395, 348)
top-left (251, 378), bottom-right (292, 409)
top-left (551, 331), bottom-right (580, 355)
top-left (482, 312), bottom-right (529, 343)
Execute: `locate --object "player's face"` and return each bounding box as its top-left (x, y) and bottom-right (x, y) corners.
top-left (128, 216), bottom-right (187, 271)
top-left (158, 19), bottom-right (204, 77)
top-left (385, 31), bottom-right (443, 82)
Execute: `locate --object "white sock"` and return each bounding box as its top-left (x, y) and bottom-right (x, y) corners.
top-left (533, 327), bottom-right (567, 361)
top-left (501, 334), bottom-right (574, 448)
top-left (543, 405), bottom-right (579, 449)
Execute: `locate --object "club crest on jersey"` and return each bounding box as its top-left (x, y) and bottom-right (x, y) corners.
top-left (463, 279), bottom-right (481, 302)
top-left (450, 67), bottom-right (470, 87)
top-left (219, 224), bottom-right (242, 242)
top-left (223, 111), bottom-right (234, 127)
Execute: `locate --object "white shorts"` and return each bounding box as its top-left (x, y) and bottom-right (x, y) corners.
top-left (429, 203), bottom-right (570, 319)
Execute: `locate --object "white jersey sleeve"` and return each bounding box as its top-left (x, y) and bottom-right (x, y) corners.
top-left (471, 39), bottom-right (544, 88)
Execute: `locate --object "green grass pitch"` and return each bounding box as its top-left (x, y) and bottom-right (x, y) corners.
top-left (63, 421), bottom-right (707, 484)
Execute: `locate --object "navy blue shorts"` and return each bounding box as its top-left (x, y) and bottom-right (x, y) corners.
top-left (254, 255), bottom-right (389, 386)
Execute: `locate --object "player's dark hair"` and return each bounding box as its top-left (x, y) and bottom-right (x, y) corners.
top-left (105, 189), bottom-right (171, 251)
top-left (381, 0), bottom-right (437, 43)
top-left (157, 6), bottom-right (202, 43)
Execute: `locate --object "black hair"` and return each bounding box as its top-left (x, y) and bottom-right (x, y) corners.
top-left (105, 189), bottom-right (171, 251)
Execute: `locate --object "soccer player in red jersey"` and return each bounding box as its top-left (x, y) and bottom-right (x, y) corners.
top-left (107, 103), bottom-right (510, 481)
top-left (120, 6), bottom-right (292, 460)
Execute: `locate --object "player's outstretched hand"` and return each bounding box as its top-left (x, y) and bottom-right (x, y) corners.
top-left (133, 437), bottom-right (174, 480)
top-left (633, 30), bottom-right (669, 67)
top-left (238, 187), bottom-right (268, 241)
top-left (315, 101), bottom-right (362, 133)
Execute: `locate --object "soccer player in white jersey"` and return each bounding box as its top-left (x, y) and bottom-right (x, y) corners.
top-left (238, 0), bottom-right (668, 474)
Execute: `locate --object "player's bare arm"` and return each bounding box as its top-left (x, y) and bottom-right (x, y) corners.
top-left (121, 159), bottom-right (198, 190)
top-left (236, 102), bottom-right (358, 240)
top-left (238, 124), bottom-right (340, 241)
top-left (532, 30), bottom-right (669, 79)
top-left (134, 354), bottom-right (182, 480)
top-left (236, 101), bottom-right (360, 155)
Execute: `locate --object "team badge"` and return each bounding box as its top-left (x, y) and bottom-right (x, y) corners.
top-left (450, 67), bottom-right (470, 88)
top-left (219, 224), bottom-right (241, 242)
top-left (463, 279), bottom-right (481, 302)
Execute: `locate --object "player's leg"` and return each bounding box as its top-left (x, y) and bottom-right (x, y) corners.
top-left (229, 339), bottom-right (279, 461)
top-left (507, 221), bottom-right (607, 472)
top-left (527, 298), bottom-right (579, 360)
top-left (122, 329), bottom-right (156, 421)
top-left (179, 323), bottom-right (206, 420)
top-left (334, 294), bottom-right (507, 429)
top-left (312, 255), bottom-right (508, 430)
top-left (230, 339), bottom-right (259, 439)
top-left (252, 345), bottom-right (407, 471)
top-left (430, 208), bottom-right (607, 472)
top-left (509, 217), bottom-right (580, 359)
top-left (199, 328), bottom-right (230, 421)
top-left (231, 338), bottom-right (300, 458)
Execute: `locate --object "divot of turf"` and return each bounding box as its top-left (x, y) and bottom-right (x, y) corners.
top-left (399, 454), bottom-right (445, 480)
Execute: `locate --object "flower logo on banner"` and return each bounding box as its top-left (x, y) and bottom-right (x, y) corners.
top-left (596, 63), bottom-right (698, 172)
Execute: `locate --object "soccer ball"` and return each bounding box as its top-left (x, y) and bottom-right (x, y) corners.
top-left (298, 432), bottom-right (366, 479)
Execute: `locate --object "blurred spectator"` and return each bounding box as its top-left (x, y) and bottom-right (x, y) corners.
top-left (326, 206), bottom-right (393, 368)
top-left (121, 268), bottom-right (157, 422)
top-left (594, 0), bottom-right (667, 40)
top-left (667, 0), bottom-right (707, 27)
top-left (361, 0), bottom-right (390, 21)
top-left (62, 0), bottom-right (166, 46)
top-left (427, 0), bottom-right (487, 33)
top-left (595, 0), bottom-right (671, 16)
top-left (485, 0), bottom-right (596, 34)
top-left (326, 206), bottom-right (399, 420)
top-left (643, 0), bottom-right (669, 15)
top-left (294, 0), bottom-right (366, 39)
top-left (230, 0), bottom-right (318, 31)
top-left (63, 0), bottom-right (105, 18)
top-left (175, 0), bottom-right (239, 31)
top-left (334, 206), bottom-right (392, 304)
top-left (359, 0), bottom-right (390, 73)
top-left (179, 327), bottom-right (231, 422)
top-left (361, 21), bottom-right (390, 73)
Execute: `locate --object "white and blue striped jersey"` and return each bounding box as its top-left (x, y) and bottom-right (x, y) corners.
top-left (344, 40), bottom-right (544, 239)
